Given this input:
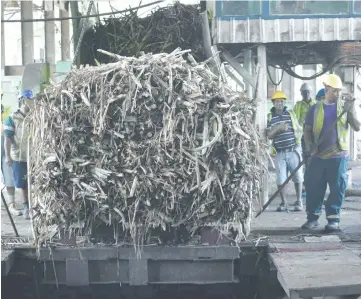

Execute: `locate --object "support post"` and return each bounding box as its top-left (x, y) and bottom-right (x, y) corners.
top-left (44, 4), bottom-right (56, 65)
top-left (60, 9), bottom-right (71, 60)
top-left (21, 1), bottom-right (34, 65)
top-left (70, 1), bottom-right (81, 59)
top-left (286, 65), bottom-right (303, 109)
top-left (244, 49), bottom-right (253, 98)
top-left (257, 44), bottom-right (268, 205)
top-left (1, 1), bottom-right (5, 76)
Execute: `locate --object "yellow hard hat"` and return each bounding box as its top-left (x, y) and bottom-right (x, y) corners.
top-left (323, 74), bottom-right (343, 89)
top-left (271, 90), bottom-right (287, 100)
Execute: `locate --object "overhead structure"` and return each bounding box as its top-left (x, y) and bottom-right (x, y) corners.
top-left (206, 0), bottom-right (361, 206)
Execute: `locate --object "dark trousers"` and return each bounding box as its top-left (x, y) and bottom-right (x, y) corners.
top-left (305, 156), bottom-right (349, 223)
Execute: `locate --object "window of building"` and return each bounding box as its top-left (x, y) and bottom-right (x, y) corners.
top-left (221, 0), bottom-right (262, 16)
top-left (355, 0), bottom-right (361, 13)
top-left (270, 0), bottom-right (349, 15)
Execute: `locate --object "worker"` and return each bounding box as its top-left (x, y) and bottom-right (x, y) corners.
top-left (1, 91), bottom-right (21, 216)
top-left (267, 91), bottom-right (304, 212)
top-left (302, 74), bottom-right (361, 232)
top-left (294, 83), bottom-right (316, 126)
top-left (293, 83), bottom-right (316, 204)
top-left (315, 88), bottom-right (325, 102)
top-left (4, 89), bottom-right (34, 220)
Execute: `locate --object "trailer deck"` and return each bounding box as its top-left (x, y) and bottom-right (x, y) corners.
top-left (2, 185), bottom-right (361, 298)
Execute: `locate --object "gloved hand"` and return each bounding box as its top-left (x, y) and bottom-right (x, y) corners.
top-left (343, 99), bottom-right (355, 113)
top-left (302, 150), bottom-right (311, 163)
top-left (303, 144), bottom-right (316, 162)
top-left (342, 92), bottom-right (356, 113)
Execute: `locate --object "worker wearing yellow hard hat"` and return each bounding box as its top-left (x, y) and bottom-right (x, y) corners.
top-left (267, 90), bottom-right (303, 212)
top-left (302, 73), bottom-right (361, 232)
top-left (293, 83), bottom-right (316, 206)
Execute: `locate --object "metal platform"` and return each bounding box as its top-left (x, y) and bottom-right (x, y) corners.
top-left (12, 246), bottom-right (240, 286)
top-left (269, 243), bottom-right (361, 299)
top-left (1, 250), bottom-right (15, 276)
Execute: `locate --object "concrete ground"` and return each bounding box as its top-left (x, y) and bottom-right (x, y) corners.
top-left (251, 167), bottom-right (361, 244)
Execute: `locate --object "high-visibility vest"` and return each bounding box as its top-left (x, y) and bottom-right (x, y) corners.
top-left (293, 98), bottom-right (316, 126)
top-left (267, 109), bottom-right (302, 155)
top-left (1, 106), bottom-right (11, 136)
top-left (313, 101), bottom-right (349, 151)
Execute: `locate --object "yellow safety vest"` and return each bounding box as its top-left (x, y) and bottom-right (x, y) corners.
top-left (313, 101), bottom-right (349, 151)
top-left (1, 106), bottom-right (12, 136)
top-left (293, 98), bottom-right (316, 126)
top-left (267, 109), bottom-right (302, 155)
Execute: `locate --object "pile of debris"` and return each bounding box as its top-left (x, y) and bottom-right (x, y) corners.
top-left (29, 49), bottom-right (266, 246)
top-left (80, 3), bottom-right (206, 66)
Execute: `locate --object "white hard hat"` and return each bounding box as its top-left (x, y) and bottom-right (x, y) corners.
top-left (300, 83), bottom-right (312, 92)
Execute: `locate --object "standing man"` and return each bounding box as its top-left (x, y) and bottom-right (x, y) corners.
top-left (267, 91), bottom-right (304, 212)
top-left (1, 92), bottom-right (21, 216)
top-left (302, 74), bottom-right (361, 232)
top-left (293, 83), bottom-right (316, 204)
top-left (4, 89), bottom-right (34, 220)
top-left (294, 83), bottom-right (316, 127)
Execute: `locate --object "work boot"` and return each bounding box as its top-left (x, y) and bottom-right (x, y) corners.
top-left (325, 222), bottom-right (341, 233)
top-left (23, 204), bottom-right (30, 220)
top-left (8, 203), bottom-right (22, 216)
top-left (301, 220), bottom-right (320, 230)
top-left (292, 198), bottom-right (305, 206)
top-left (277, 202), bottom-right (287, 212)
top-left (293, 201), bottom-right (303, 212)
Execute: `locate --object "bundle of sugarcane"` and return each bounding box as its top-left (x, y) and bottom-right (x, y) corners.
top-left (80, 2), bottom-right (206, 66)
top-left (29, 49), bottom-right (266, 246)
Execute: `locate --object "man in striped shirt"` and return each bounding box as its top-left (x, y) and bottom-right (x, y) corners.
top-left (267, 91), bottom-right (303, 212)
